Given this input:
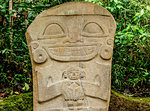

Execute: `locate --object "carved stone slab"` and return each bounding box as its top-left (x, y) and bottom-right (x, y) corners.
top-left (26, 2), bottom-right (116, 111)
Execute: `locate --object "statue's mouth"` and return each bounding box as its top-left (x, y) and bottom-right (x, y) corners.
top-left (44, 43), bottom-right (99, 61)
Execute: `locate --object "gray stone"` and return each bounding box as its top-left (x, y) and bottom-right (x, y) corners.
top-left (26, 2), bottom-right (116, 111)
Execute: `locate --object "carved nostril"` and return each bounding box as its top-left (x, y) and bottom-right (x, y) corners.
top-left (63, 36), bottom-right (83, 43)
top-left (63, 38), bottom-right (77, 43)
top-left (69, 37), bottom-right (76, 43)
top-left (69, 39), bottom-right (78, 43)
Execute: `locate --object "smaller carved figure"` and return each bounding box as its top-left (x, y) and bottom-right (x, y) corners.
top-left (62, 67), bottom-right (86, 110)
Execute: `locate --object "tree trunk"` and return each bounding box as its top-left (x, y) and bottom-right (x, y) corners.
top-left (9, 0), bottom-right (13, 50)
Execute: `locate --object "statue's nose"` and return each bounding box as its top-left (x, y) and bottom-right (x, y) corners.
top-left (69, 36), bottom-right (80, 43)
top-left (63, 31), bottom-right (83, 43)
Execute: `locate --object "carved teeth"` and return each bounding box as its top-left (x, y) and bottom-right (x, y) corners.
top-left (43, 44), bottom-right (98, 61)
top-left (49, 46), bottom-right (96, 56)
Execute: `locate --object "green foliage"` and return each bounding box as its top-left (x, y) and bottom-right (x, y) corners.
top-left (0, 0), bottom-right (149, 96)
top-left (88, 0), bottom-right (150, 93)
top-left (0, 0), bottom-right (32, 94)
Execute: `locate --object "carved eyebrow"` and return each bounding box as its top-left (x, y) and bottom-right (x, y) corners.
top-left (38, 34), bottom-right (66, 40)
top-left (81, 32), bottom-right (108, 37)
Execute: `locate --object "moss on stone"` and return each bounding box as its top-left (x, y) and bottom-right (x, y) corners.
top-left (0, 91), bottom-right (149, 111)
top-left (109, 90), bottom-right (150, 111)
top-left (0, 92), bottom-right (33, 111)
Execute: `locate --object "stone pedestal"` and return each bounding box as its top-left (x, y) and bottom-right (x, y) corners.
top-left (26, 2), bottom-right (116, 111)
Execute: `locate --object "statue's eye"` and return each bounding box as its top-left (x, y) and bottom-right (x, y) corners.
top-left (81, 22), bottom-right (107, 37)
top-left (38, 23), bottom-right (66, 40)
top-left (83, 23), bottom-right (103, 34)
top-left (44, 24), bottom-right (64, 36)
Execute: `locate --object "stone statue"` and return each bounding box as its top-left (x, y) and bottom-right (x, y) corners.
top-left (26, 2), bottom-right (116, 111)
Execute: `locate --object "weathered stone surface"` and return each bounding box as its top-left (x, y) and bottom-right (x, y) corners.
top-left (26, 1), bottom-right (116, 111)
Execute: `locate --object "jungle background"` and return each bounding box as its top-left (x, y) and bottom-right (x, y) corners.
top-left (0, 0), bottom-right (150, 103)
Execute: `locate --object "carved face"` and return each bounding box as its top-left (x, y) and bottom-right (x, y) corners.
top-left (63, 67), bottom-right (86, 80)
top-left (34, 15), bottom-right (113, 62)
top-left (68, 70), bottom-right (80, 80)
